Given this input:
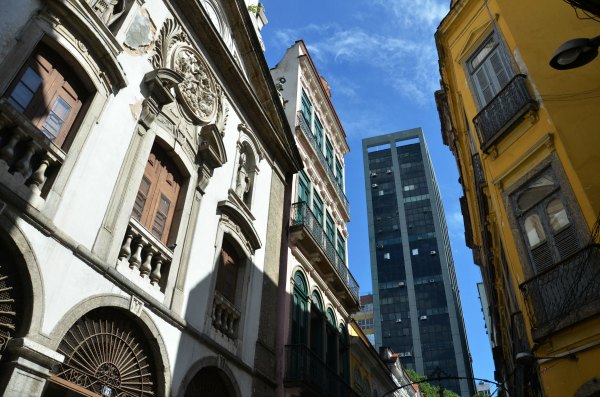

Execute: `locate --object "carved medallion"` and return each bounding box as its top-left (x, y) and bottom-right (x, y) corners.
top-left (150, 19), bottom-right (221, 125)
top-left (173, 46), bottom-right (218, 123)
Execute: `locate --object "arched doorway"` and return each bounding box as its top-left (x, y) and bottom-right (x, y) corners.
top-left (44, 307), bottom-right (159, 397)
top-left (184, 366), bottom-right (236, 397)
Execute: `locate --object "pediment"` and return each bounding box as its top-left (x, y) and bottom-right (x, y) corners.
top-left (217, 200), bottom-right (262, 254)
top-left (198, 124), bottom-right (227, 169)
top-left (456, 19), bottom-right (494, 63)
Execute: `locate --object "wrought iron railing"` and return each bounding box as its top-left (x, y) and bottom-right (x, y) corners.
top-left (473, 74), bottom-right (538, 152)
top-left (290, 202), bottom-right (359, 302)
top-left (297, 112), bottom-right (350, 213)
top-left (472, 153), bottom-right (485, 188)
top-left (285, 345), bottom-right (358, 397)
top-left (520, 244), bottom-right (600, 335)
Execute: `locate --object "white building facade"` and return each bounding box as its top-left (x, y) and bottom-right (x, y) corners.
top-left (0, 0), bottom-right (301, 396)
top-left (270, 41), bottom-right (361, 397)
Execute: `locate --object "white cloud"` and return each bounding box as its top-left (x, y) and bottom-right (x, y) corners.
top-left (373, 0), bottom-right (449, 29)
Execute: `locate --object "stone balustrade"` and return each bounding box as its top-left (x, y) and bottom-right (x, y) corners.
top-left (117, 218), bottom-right (173, 294)
top-left (0, 99), bottom-right (65, 202)
top-left (212, 291), bottom-right (240, 338)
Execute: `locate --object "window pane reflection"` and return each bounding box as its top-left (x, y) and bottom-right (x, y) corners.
top-left (547, 198), bottom-right (570, 231)
top-left (524, 214), bottom-right (546, 247)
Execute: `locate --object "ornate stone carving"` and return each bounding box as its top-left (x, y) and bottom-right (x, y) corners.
top-left (173, 47), bottom-right (218, 123)
top-left (150, 19), bottom-right (222, 125)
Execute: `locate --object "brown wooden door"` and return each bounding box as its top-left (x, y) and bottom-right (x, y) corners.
top-left (132, 145), bottom-right (182, 245)
top-left (5, 43), bottom-right (87, 148)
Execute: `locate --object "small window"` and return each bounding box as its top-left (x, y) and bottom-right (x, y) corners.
top-left (383, 253), bottom-right (390, 260)
top-left (412, 249), bottom-right (419, 256)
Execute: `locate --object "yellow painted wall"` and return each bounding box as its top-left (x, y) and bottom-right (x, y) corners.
top-left (436, 0), bottom-right (600, 395)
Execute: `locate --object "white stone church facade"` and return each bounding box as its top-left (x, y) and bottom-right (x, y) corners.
top-left (0, 0), bottom-right (302, 396)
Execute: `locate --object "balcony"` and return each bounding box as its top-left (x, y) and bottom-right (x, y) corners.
top-left (473, 74), bottom-right (538, 153)
top-left (290, 202), bottom-right (359, 310)
top-left (0, 99), bottom-right (66, 207)
top-left (117, 218), bottom-right (173, 301)
top-left (296, 112), bottom-right (350, 215)
top-left (284, 344), bottom-right (359, 397)
top-left (212, 290), bottom-right (240, 339)
top-left (520, 244), bottom-right (600, 340)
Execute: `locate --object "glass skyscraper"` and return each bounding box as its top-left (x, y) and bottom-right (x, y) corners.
top-left (362, 128), bottom-right (475, 397)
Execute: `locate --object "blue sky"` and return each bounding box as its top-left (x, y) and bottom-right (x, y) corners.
top-left (260, 0), bottom-right (496, 385)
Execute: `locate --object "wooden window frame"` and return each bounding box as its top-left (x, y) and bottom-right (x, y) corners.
top-left (133, 144), bottom-right (184, 245)
top-left (3, 43), bottom-right (89, 149)
top-left (467, 33), bottom-right (514, 108)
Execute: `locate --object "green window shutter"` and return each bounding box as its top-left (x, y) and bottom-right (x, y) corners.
top-left (325, 212), bottom-right (335, 243)
top-left (337, 231), bottom-right (346, 261)
top-left (297, 171), bottom-right (311, 203)
top-left (325, 138), bottom-right (333, 169)
top-left (313, 191), bottom-right (324, 226)
top-left (335, 158), bottom-right (343, 188)
top-left (301, 89), bottom-right (312, 127)
top-left (314, 115), bottom-right (324, 150)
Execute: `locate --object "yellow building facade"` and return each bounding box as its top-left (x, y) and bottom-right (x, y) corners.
top-left (435, 1), bottom-right (600, 396)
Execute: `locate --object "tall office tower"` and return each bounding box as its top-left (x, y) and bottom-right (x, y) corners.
top-left (362, 128), bottom-right (475, 397)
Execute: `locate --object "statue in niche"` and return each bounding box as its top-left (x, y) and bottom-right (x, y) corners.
top-left (89, 0), bottom-right (124, 27)
top-left (235, 152), bottom-right (250, 199)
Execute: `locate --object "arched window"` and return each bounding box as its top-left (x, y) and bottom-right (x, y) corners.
top-left (338, 323), bottom-right (349, 382)
top-left (325, 308), bottom-right (338, 371)
top-left (3, 42), bottom-right (90, 150)
top-left (132, 143), bottom-right (184, 245)
top-left (291, 271), bottom-right (308, 345)
top-left (513, 169), bottom-right (580, 274)
top-left (0, 244), bottom-right (26, 356)
top-left (46, 308), bottom-right (159, 397)
top-left (310, 290), bottom-right (324, 359)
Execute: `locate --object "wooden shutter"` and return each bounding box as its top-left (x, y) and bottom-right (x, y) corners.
top-left (489, 51), bottom-right (509, 90)
top-left (133, 145), bottom-right (182, 244)
top-left (474, 67), bottom-right (494, 105)
top-left (215, 240), bottom-right (240, 304)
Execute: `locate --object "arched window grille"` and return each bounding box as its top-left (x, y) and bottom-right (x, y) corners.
top-left (48, 308), bottom-right (159, 397)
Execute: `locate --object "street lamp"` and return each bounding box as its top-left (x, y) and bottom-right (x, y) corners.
top-left (515, 351), bottom-right (577, 365)
top-left (550, 35), bottom-right (600, 70)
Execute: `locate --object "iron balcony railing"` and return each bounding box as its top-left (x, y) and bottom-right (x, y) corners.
top-left (472, 153), bottom-right (485, 188)
top-left (290, 201), bottom-right (359, 303)
top-left (520, 244), bottom-right (600, 338)
top-left (284, 345), bottom-right (358, 397)
top-left (473, 74), bottom-right (538, 153)
top-left (297, 112), bottom-right (350, 213)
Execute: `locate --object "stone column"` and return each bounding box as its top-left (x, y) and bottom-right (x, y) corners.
top-left (0, 338), bottom-right (64, 397)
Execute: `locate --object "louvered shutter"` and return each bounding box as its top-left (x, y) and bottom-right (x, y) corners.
top-left (133, 177), bottom-right (151, 220)
top-left (475, 67), bottom-right (494, 105)
top-left (489, 51), bottom-right (509, 90)
top-left (151, 194), bottom-right (171, 240)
